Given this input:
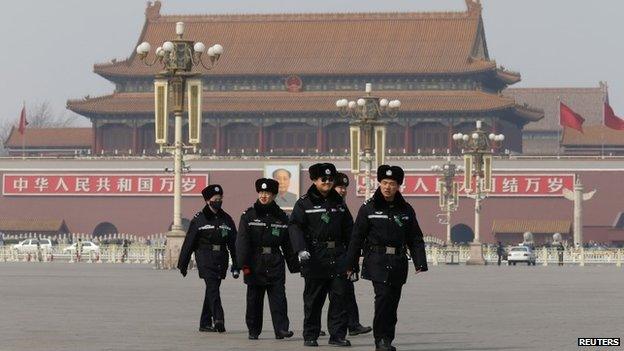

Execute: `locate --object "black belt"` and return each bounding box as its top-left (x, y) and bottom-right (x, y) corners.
top-left (257, 246), bottom-right (280, 254)
top-left (369, 245), bottom-right (404, 255)
top-left (312, 241), bottom-right (338, 249)
top-left (208, 244), bottom-right (227, 252)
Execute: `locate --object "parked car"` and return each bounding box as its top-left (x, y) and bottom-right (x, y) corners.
top-left (63, 241), bottom-right (100, 253)
top-left (12, 239), bottom-right (52, 253)
top-left (507, 246), bottom-right (536, 265)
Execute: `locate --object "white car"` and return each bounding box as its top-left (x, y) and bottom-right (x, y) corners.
top-left (63, 241), bottom-right (100, 253)
top-left (12, 239), bottom-right (52, 253)
top-left (507, 246), bottom-right (536, 265)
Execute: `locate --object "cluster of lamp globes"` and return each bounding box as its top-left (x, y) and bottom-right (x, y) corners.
top-left (452, 132), bottom-right (505, 142)
top-left (335, 98), bottom-right (401, 110)
top-left (135, 22), bottom-right (223, 60)
top-left (431, 164), bottom-right (464, 172)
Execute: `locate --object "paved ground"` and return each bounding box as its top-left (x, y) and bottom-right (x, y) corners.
top-left (0, 263), bottom-right (622, 351)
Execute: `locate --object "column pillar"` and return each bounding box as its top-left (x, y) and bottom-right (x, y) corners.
top-left (258, 124), bottom-right (265, 153)
top-left (92, 121), bottom-right (99, 155)
top-left (316, 124), bottom-right (325, 153)
top-left (448, 123), bottom-right (453, 153)
top-left (215, 122), bottom-right (222, 154)
top-left (404, 123), bottom-right (412, 153)
top-left (132, 122), bottom-right (139, 155)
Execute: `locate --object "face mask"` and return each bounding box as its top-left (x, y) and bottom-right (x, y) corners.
top-left (209, 201), bottom-right (223, 210)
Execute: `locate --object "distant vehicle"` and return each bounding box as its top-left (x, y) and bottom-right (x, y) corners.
top-left (63, 241), bottom-right (100, 253)
top-left (12, 239), bottom-right (52, 253)
top-left (507, 246), bottom-right (536, 265)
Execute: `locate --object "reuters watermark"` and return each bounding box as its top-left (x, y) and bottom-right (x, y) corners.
top-left (578, 338), bottom-right (620, 347)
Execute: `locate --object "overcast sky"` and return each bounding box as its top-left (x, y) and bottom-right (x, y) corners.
top-left (1, 0), bottom-right (623, 126)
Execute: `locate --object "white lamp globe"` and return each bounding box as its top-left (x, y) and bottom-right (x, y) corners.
top-left (462, 135), bottom-right (469, 141)
top-left (357, 98), bottom-right (366, 106)
top-left (348, 101), bottom-right (357, 109)
top-left (155, 47), bottom-right (165, 57)
top-left (212, 44), bottom-right (224, 55)
top-left (162, 41), bottom-right (174, 52)
top-left (380, 99), bottom-right (389, 107)
top-left (136, 42), bottom-right (151, 54)
top-left (194, 42), bottom-right (206, 53)
top-left (489, 133), bottom-right (496, 140)
top-left (391, 100), bottom-right (401, 108)
top-left (472, 133), bottom-right (479, 140)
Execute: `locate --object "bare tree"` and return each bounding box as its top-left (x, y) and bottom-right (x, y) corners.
top-left (27, 101), bottom-right (79, 128)
top-left (0, 119), bottom-right (13, 155)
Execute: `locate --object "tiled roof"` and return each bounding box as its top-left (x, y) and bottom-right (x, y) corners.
top-left (67, 90), bottom-right (523, 115)
top-left (93, 1), bottom-right (499, 77)
top-left (5, 128), bottom-right (92, 148)
top-left (0, 219), bottom-right (68, 232)
top-left (504, 85), bottom-right (606, 132)
top-left (492, 219), bottom-right (571, 234)
top-left (562, 125), bottom-right (624, 146)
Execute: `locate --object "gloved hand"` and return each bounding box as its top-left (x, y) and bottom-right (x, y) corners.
top-left (242, 265), bottom-right (252, 276)
top-left (180, 269), bottom-right (187, 277)
top-left (232, 270), bottom-right (240, 279)
top-left (298, 250), bottom-right (311, 262)
top-left (348, 271), bottom-right (359, 282)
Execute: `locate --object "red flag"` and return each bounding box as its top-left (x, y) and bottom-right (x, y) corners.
top-left (559, 102), bottom-right (584, 133)
top-left (604, 100), bottom-right (624, 131)
top-left (18, 105), bottom-right (28, 135)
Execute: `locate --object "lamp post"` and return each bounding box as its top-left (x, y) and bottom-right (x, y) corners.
top-left (452, 120), bottom-right (504, 265)
top-left (432, 157), bottom-right (462, 245)
top-left (136, 22), bottom-right (223, 269)
top-left (336, 83), bottom-right (401, 199)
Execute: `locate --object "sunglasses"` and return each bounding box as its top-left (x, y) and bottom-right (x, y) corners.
top-left (320, 176), bottom-right (334, 183)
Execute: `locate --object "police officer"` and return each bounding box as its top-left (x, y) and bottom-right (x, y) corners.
top-left (178, 184), bottom-right (239, 333)
top-left (236, 178), bottom-right (299, 340)
top-left (334, 173), bottom-right (372, 336)
top-left (347, 165), bottom-right (428, 351)
top-left (289, 163), bottom-right (353, 347)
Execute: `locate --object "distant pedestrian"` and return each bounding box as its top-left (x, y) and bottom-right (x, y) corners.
top-left (76, 238), bottom-right (83, 262)
top-left (557, 242), bottom-right (565, 266)
top-left (496, 241), bottom-right (504, 266)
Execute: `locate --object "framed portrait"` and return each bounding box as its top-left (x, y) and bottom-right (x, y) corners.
top-left (264, 163), bottom-right (300, 210)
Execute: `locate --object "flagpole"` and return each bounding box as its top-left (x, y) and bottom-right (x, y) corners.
top-left (602, 82), bottom-right (607, 159)
top-left (21, 101), bottom-right (26, 159)
top-left (557, 96), bottom-right (561, 157)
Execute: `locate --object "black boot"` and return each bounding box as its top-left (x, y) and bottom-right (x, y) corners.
top-left (248, 334), bottom-right (259, 340)
top-left (349, 324), bottom-right (372, 336)
top-left (214, 321), bottom-right (226, 333)
top-left (375, 339), bottom-right (395, 351)
top-left (304, 339), bottom-right (319, 347)
top-left (198, 326), bottom-right (215, 332)
top-left (275, 330), bottom-right (294, 339)
top-left (328, 337), bottom-right (351, 347)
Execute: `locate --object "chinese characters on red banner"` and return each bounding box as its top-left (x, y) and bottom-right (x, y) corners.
top-left (357, 174), bottom-right (575, 197)
top-left (2, 174), bottom-right (209, 196)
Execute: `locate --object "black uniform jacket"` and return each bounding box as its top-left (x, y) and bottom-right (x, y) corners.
top-left (289, 185), bottom-right (354, 279)
top-left (177, 205), bottom-right (238, 280)
top-left (236, 201), bottom-right (299, 286)
top-left (347, 188), bottom-right (428, 286)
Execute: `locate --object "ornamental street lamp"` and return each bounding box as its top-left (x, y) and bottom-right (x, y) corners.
top-left (452, 120), bottom-right (504, 265)
top-left (431, 157), bottom-right (462, 245)
top-left (136, 22), bottom-right (223, 269)
top-left (336, 83), bottom-right (401, 199)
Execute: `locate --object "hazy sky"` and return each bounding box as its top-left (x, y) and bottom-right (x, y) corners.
top-left (1, 0), bottom-right (623, 126)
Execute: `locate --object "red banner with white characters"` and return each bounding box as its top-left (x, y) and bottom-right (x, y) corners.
top-left (357, 174), bottom-right (575, 197)
top-left (2, 174), bottom-right (208, 196)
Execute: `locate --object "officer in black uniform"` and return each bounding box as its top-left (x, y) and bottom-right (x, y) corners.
top-left (289, 163), bottom-right (353, 347)
top-left (347, 165), bottom-right (428, 351)
top-left (334, 173), bottom-right (372, 336)
top-left (178, 184), bottom-right (240, 333)
top-left (236, 178), bottom-right (299, 340)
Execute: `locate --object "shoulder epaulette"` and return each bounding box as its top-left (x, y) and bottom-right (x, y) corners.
top-left (299, 193), bottom-right (308, 200)
top-left (193, 211), bottom-right (202, 218)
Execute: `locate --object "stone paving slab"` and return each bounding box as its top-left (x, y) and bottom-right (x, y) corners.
top-left (0, 263), bottom-right (622, 351)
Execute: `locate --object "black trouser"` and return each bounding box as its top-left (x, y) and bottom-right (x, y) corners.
top-left (558, 252), bottom-right (564, 266)
top-left (497, 254), bottom-right (502, 266)
top-left (246, 283), bottom-right (289, 336)
top-left (345, 280), bottom-right (361, 329)
top-left (372, 282), bottom-right (403, 344)
top-left (200, 278), bottom-right (224, 328)
top-left (303, 277), bottom-right (348, 340)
